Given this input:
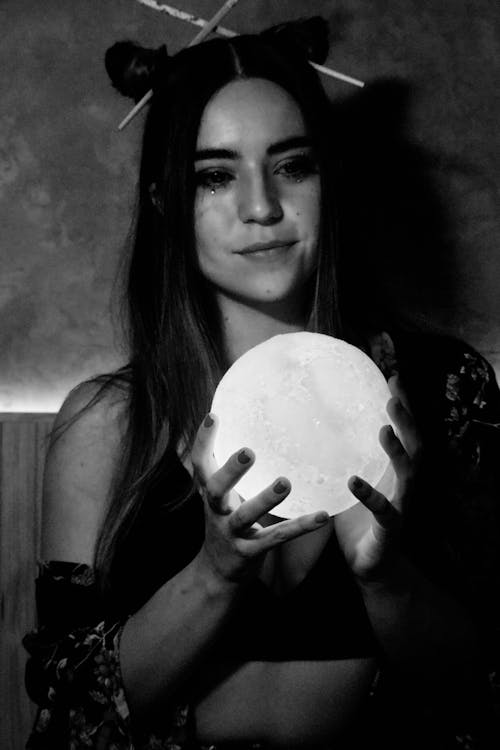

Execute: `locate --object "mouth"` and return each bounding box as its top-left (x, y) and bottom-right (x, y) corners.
top-left (235, 240), bottom-right (297, 256)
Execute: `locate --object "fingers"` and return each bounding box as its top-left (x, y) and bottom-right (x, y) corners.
top-left (206, 447), bottom-right (256, 514)
top-left (229, 477), bottom-right (292, 531)
top-left (385, 393), bottom-right (421, 461)
top-left (230, 478), bottom-right (330, 548)
top-left (191, 413), bottom-right (254, 514)
top-left (192, 412), bottom-right (330, 559)
top-left (191, 412), bottom-right (219, 484)
top-left (378, 422), bottom-right (419, 516)
top-left (241, 510), bottom-right (330, 552)
top-left (388, 373), bottom-right (412, 415)
top-left (347, 475), bottom-right (400, 531)
top-left (379, 424), bottom-right (412, 486)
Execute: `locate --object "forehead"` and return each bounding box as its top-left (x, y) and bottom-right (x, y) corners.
top-left (196, 78), bottom-right (307, 148)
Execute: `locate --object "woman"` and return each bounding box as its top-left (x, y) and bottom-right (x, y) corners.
top-left (24, 19), bottom-right (500, 749)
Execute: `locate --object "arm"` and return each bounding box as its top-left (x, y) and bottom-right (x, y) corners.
top-left (120, 412), bottom-right (329, 718)
top-left (38, 384), bottom-right (239, 726)
top-left (357, 556), bottom-right (494, 736)
top-left (23, 561), bottom-right (132, 749)
top-left (335, 374), bottom-right (498, 741)
top-left (24, 384), bottom-right (140, 747)
top-left (36, 388), bottom-right (328, 729)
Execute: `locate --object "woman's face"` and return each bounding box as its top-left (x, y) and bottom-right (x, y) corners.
top-left (193, 78), bottom-right (321, 309)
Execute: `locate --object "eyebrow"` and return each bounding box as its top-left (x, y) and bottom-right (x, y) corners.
top-left (194, 135), bottom-right (312, 162)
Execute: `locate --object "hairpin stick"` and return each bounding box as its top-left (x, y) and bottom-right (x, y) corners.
top-left (119, 1), bottom-right (365, 130)
top-left (118, 91), bottom-right (153, 130)
top-left (136, 1), bottom-right (365, 87)
top-left (136, 0), bottom-right (237, 37)
top-left (187, 0), bottom-right (241, 46)
top-left (119, 0), bottom-right (241, 130)
top-left (310, 62), bottom-right (364, 88)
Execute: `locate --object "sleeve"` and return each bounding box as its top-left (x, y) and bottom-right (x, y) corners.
top-left (381, 336), bottom-right (500, 745)
top-left (441, 346), bottom-right (500, 733)
top-left (396, 337), bottom-right (500, 600)
top-left (22, 561), bottom-right (192, 750)
top-left (442, 345), bottom-right (500, 473)
top-left (441, 346), bottom-right (500, 607)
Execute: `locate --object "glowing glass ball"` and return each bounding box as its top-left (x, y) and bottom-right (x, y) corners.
top-left (211, 332), bottom-right (395, 519)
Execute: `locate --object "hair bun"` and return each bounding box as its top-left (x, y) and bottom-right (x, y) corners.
top-left (260, 17), bottom-right (330, 65)
top-left (105, 41), bottom-right (168, 101)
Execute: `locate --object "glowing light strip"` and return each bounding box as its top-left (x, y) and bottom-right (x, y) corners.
top-left (0, 401), bottom-right (62, 414)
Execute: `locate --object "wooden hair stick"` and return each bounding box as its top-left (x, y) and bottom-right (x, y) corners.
top-left (119, 0), bottom-right (241, 130)
top-left (119, 0), bottom-right (364, 130)
top-left (187, 0), bottom-right (241, 46)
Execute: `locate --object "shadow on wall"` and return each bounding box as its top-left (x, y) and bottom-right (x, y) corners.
top-left (333, 79), bottom-right (474, 338)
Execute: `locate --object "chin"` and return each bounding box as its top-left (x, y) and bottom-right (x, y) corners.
top-left (240, 288), bottom-right (309, 313)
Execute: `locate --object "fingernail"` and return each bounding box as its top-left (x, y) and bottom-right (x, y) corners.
top-left (204, 414), bottom-right (214, 428)
top-left (273, 480), bottom-right (288, 494)
top-left (351, 476), bottom-right (363, 489)
top-left (315, 511), bottom-right (329, 524)
top-left (238, 449), bottom-right (251, 464)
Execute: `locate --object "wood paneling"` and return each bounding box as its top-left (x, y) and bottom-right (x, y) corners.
top-left (0, 414), bottom-right (55, 750)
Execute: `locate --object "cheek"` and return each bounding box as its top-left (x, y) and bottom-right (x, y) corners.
top-left (295, 186), bottom-right (321, 235)
top-left (194, 197), bottom-right (209, 232)
top-left (194, 202), bottom-right (231, 268)
top-left (194, 201), bottom-right (217, 254)
top-left (195, 198), bottom-right (231, 246)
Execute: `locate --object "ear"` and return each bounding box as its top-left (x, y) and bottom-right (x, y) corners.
top-left (260, 17), bottom-right (330, 65)
top-left (149, 182), bottom-right (164, 215)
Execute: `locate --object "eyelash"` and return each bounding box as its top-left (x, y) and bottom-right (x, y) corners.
top-left (195, 153), bottom-right (318, 193)
top-left (196, 169), bottom-right (232, 192)
top-left (277, 154), bottom-right (318, 181)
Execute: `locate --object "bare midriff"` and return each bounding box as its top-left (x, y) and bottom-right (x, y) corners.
top-left (193, 656), bottom-right (377, 746)
top-left (179, 450), bottom-right (376, 745)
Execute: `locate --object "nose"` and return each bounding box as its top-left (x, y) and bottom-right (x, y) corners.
top-left (238, 172), bottom-right (284, 225)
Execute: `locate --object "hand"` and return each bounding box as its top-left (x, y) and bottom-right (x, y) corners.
top-left (334, 375), bottom-right (422, 583)
top-left (191, 413), bottom-right (329, 586)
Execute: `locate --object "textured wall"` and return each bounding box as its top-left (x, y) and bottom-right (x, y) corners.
top-left (1, 0), bottom-right (499, 411)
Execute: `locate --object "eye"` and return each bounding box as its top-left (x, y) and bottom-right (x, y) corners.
top-left (276, 153), bottom-right (318, 181)
top-left (195, 169), bottom-right (234, 192)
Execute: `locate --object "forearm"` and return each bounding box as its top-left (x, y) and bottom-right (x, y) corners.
top-left (120, 548), bottom-right (239, 720)
top-left (358, 556), bottom-right (492, 726)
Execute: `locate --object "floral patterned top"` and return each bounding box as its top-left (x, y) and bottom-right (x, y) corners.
top-left (23, 332), bottom-right (500, 749)
top-left (23, 561), bottom-right (192, 749)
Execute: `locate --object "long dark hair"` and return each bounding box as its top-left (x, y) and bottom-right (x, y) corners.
top-left (95, 25), bottom-right (344, 592)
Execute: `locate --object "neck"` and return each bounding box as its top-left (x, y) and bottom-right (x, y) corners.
top-left (217, 293), bottom-right (310, 366)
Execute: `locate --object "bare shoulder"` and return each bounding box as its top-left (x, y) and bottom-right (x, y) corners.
top-left (42, 378), bottom-right (130, 564)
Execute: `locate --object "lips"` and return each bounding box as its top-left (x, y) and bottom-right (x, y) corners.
top-left (236, 240), bottom-right (297, 255)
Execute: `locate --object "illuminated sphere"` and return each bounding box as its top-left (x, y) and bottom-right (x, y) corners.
top-left (211, 332), bottom-right (394, 519)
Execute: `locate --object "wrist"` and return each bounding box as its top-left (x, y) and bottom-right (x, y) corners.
top-left (355, 555), bottom-right (414, 597)
top-left (192, 548), bottom-right (241, 601)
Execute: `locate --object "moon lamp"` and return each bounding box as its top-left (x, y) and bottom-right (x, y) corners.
top-left (211, 332), bottom-right (396, 519)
